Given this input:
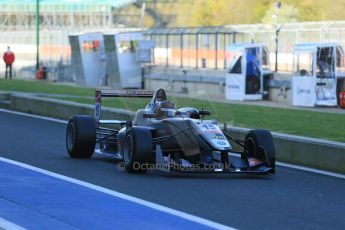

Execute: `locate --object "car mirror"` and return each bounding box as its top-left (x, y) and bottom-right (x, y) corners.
top-left (199, 110), bottom-right (211, 116)
top-left (143, 113), bottom-right (156, 118)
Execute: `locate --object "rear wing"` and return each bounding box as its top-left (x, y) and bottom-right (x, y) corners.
top-left (95, 89), bottom-right (155, 125)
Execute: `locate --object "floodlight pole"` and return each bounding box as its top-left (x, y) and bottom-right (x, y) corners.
top-left (275, 27), bottom-right (279, 72)
top-left (274, 1), bottom-right (282, 72)
top-left (36, 0), bottom-right (40, 70)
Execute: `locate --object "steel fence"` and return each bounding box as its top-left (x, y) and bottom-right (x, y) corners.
top-left (144, 21), bottom-right (345, 72)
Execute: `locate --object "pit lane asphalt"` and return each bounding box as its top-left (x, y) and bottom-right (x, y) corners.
top-left (1, 110), bottom-right (345, 230)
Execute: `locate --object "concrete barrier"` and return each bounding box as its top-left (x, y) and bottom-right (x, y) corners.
top-left (3, 93), bottom-right (345, 174)
top-left (0, 92), bottom-right (11, 109)
top-left (9, 93), bottom-right (134, 121)
top-left (0, 92), bottom-right (10, 100)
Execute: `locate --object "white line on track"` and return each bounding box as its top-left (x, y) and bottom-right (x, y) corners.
top-left (2, 108), bottom-right (345, 180)
top-left (0, 157), bottom-right (234, 230)
top-left (0, 218), bottom-right (26, 230)
top-left (0, 109), bottom-right (67, 124)
top-left (276, 162), bottom-right (345, 180)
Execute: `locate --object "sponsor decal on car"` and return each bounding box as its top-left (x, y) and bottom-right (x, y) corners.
top-left (216, 141), bottom-right (227, 145)
top-left (95, 90), bottom-right (102, 122)
top-left (214, 133), bottom-right (226, 140)
top-left (95, 90), bottom-right (102, 103)
top-left (200, 124), bottom-right (222, 134)
top-left (248, 158), bottom-right (263, 167)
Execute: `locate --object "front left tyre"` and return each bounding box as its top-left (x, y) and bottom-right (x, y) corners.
top-left (66, 115), bottom-right (96, 158)
top-left (244, 129), bottom-right (276, 173)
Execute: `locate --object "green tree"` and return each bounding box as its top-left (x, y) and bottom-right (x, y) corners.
top-left (261, 2), bottom-right (299, 24)
top-left (296, 0), bottom-right (322, 21)
top-left (321, 0), bottom-right (345, 21)
top-left (252, 0), bottom-right (275, 23)
top-left (126, 0), bottom-right (345, 28)
top-left (187, 0), bottom-right (266, 26)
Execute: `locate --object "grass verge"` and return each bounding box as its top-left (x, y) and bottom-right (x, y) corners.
top-left (0, 79), bottom-right (94, 96)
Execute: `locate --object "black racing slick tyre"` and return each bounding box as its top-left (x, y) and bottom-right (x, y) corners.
top-left (123, 127), bottom-right (153, 173)
top-left (244, 130), bottom-right (276, 173)
top-left (66, 115), bottom-right (96, 158)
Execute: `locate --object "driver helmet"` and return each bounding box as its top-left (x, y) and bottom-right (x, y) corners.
top-left (159, 100), bottom-right (176, 110)
top-left (154, 100), bottom-right (177, 117)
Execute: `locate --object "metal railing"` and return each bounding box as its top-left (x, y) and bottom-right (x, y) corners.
top-left (144, 21), bottom-right (345, 72)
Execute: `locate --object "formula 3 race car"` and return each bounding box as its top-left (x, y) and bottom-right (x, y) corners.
top-left (66, 88), bottom-right (275, 174)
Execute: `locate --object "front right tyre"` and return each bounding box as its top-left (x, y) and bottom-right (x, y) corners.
top-left (123, 127), bottom-right (153, 173)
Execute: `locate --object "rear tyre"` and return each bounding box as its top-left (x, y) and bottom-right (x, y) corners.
top-left (244, 130), bottom-right (276, 173)
top-left (123, 127), bottom-right (153, 173)
top-left (66, 115), bottom-right (96, 158)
